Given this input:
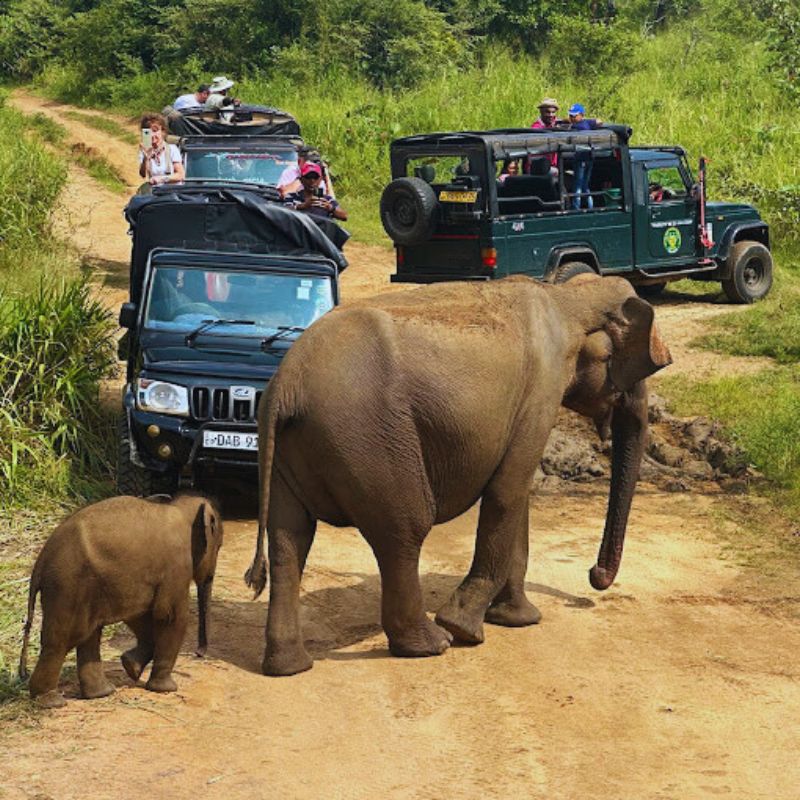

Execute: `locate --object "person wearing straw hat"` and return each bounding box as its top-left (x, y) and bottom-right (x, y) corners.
top-left (531, 98), bottom-right (560, 130)
top-left (205, 76), bottom-right (238, 109)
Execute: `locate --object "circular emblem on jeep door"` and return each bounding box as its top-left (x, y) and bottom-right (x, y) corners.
top-left (663, 226), bottom-right (682, 254)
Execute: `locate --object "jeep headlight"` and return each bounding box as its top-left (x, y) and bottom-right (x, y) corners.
top-left (136, 379), bottom-right (189, 416)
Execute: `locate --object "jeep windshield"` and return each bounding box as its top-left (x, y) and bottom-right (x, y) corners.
top-left (143, 266), bottom-right (334, 338)
top-left (184, 150), bottom-right (297, 186)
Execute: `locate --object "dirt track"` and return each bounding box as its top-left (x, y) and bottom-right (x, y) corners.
top-left (2, 92), bottom-right (798, 800)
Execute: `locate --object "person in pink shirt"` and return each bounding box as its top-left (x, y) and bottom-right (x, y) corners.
top-left (530, 98), bottom-right (560, 173)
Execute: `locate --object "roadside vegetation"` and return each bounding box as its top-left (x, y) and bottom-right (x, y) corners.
top-left (0, 95), bottom-right (117, 708)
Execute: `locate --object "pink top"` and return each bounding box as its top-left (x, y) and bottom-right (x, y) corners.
top-left (531, 118), bottom-right (557, 167)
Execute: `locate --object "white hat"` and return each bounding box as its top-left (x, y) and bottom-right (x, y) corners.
top-left (209, 75), bottom-right (235, 93)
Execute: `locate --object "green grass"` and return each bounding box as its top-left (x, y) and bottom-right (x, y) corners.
top-left (23, 112), bottom-right (67, 146)
top-left (68, 142), bottom-right (128, 193)
top-left (63, 109), bottom-right (139, 145)
top-left (661, 367), bottom-right (800, 520)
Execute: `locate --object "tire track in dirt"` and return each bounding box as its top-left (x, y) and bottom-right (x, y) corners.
top-left (2, 90), bottom-right (797, 800)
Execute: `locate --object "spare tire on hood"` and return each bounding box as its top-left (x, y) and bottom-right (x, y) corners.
top-left (380, 177), bottom-right (438, 245)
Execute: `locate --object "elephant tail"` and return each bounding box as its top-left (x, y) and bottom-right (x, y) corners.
top-left (244, 382), bottom-right (286, 599)
top-left (19, 560), bottom-right (42, 681)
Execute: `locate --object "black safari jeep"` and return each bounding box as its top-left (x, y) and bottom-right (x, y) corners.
top-left (117, 185), bottom-right (348, 495)
top-left (164, 104), bottom-right (306, 190)
top-left (381, 127), bottom-right (772, 303)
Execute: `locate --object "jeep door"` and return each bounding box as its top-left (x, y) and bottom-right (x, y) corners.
top-left (634, 157), bottom-right (698, 269)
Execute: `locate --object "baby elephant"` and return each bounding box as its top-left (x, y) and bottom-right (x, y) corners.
top-left (19, 493), bottom-right (223, 708)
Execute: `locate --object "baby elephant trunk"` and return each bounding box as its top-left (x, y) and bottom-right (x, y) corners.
top-left (589, 382), bottom-right (648, 591)
top-left (196, 578), bottom-right (213, 657)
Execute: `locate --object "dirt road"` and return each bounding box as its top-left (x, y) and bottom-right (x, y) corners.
top-left (2, 92), bottom-right (797, 800)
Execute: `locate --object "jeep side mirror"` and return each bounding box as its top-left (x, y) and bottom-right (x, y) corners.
top-left (689, 182), bottom-right (702, 201)
top-left (119, 302), bottom-right (138, 329)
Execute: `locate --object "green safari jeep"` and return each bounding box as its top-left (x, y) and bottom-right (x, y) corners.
top-left (380, 126), bottom-right (772, 303)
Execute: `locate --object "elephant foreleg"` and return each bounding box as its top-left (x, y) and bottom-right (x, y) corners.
top-left (485, 495), bottom-right (542, 627)
top-left (122, 612), bottom-right (155, 682)
top-left (77, 626), bottom-right (115, 700)
top-left (145, 604), bottom-right (188, 693)
top-left (263, 471), bottom-right (317, 677)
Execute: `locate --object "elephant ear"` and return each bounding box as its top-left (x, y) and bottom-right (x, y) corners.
top-left (608, 297), bottom-right (672, 392)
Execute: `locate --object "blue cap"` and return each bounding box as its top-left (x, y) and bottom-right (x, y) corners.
top-left (568, 103), bottom-right (585, 116)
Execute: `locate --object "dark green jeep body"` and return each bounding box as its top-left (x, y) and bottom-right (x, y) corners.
top-left (382, 127), bottom-right (772, 303)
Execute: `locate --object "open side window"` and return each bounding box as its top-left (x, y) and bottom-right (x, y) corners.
top-left (646, 161), bottom-right (689, 204)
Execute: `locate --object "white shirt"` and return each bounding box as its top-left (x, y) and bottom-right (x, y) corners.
top-left (205, 93), bottom-right (228, 110)
top-left (139, 144), bottom-right (182, 177)
top-left (173, 93), bottom-right (202, 110)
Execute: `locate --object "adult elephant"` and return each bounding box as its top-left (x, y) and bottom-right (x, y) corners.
top-left (245, 274), bottom-right (671, 676)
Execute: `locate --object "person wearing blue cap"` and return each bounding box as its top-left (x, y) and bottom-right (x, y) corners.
top-left (568, 103), bottom-right (603, 209)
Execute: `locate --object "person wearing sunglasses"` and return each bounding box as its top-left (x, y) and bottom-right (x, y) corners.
top-left (284, 162), bottom-right (348, 221)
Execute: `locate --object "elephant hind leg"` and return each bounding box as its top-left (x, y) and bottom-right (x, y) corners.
top-left (122, 612), bottom-right (155, 682)
top-left (263, 472), bottom-right (317, 677)
top-left (28, 641), bottom-right (69, 707)
top-left (77, 626), bottom-right (115, 700)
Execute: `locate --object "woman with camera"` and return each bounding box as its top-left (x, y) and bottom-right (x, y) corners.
top-left (138, 113), bottom-right (184, 186)
top-left (284, 162), bottom-right (347, 221)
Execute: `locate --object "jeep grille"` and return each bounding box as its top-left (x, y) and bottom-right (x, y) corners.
top-left (191, 387), bottom-right (263, 422)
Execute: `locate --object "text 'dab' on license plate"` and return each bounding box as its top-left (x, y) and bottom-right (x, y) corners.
top-left (202, 430), bottom-right (259, 451)
top-left (438, 190), bottom-right (477, 203)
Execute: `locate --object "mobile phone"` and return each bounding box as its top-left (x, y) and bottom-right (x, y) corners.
top-left (315, 187), bottom-right (324, 198)
top-left (141, 128), bottom-right (152, 149)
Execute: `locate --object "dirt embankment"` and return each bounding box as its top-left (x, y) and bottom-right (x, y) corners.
top-left (2, 91), bottom-right (798, 800)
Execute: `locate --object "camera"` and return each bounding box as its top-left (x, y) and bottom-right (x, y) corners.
top-left (314, 187), bottom-right (324, 198)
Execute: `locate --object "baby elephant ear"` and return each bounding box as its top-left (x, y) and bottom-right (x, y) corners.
top-left (609, 297), bottom-right (672, 392)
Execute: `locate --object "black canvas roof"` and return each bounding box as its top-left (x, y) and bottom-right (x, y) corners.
top-left (391, 125), bottom-right (633, 157)
top-left (180, 135), bottom-right (303, 151)
top-left (164, 105), bottom-right (301, 138)
top-left (125, 187), bottom-right (348, 303)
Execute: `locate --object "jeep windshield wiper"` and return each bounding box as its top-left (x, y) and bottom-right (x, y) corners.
top-left (185, 318), bottom-right (256, 347)
top-left (260, 326), bottom-right (305, 351)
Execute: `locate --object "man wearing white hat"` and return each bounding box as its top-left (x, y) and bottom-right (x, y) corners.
top-left (205, 76), bottom-right (237, 109)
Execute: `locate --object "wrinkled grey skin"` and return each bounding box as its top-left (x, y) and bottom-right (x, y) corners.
top-left (20, 493), bottom-right (223, 708)
top-left (245, 275), bottom-right (671, 676)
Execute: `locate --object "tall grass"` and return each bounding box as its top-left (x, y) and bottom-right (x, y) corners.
top-left (0, 100), bottom-right (66, 250)
top-left (0, 280), bottom-right (117, 505)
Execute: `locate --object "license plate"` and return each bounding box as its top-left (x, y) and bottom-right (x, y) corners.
top-left (202, 430), bottom-right (258, 451)
top-left (439, 190), bottom-right (477, 203)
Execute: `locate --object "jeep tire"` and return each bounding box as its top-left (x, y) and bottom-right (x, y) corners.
top-left (551, 261), bottom-right (596, 283)
top-left (636, 281), bottom-right (667, 299)
top-left (116, 415), bottom-right (178, 497)
top-left (380, 177), bottom-right (438, 246)
top-left (722, 240), bottom-right (773, 304)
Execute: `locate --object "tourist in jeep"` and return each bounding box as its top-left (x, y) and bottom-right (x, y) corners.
top-left (568, 103), bottom-right (602, 209)
top-left (285, 162), bottom-right (347, 221)
top-left (139, 113), bottom-right (184, 186)
top-left (172, 84), bottom-right (210, 110)
top-left (205, 76), bottom-right (240, 109)
top-left (278, 146), bottom-right (333, 197)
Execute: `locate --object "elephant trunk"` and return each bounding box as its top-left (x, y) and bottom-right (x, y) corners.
top-left (196, 578), bottom-right (212, 657)
top-left (589, 381), bottom-right (648, 590)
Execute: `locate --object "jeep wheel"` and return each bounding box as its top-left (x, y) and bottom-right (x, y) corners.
top-left (722, 241), bottom-right (773, 304)
top-left (116, 416), bottom-right (178, 497)
top-left (636, 281), bottom-right (667, 299)
top-left (551, 261), bottom-right (596, 283)
top-left (380, 177), bottom-right (438, 246)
